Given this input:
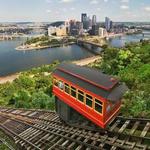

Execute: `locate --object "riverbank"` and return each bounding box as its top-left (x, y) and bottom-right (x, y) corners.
top-left (0, 73), bottom-right (19, 84)
top-left (73, 56), bottom-right (101, 66)
top-left (16, 42), bottom-right (76, 51)
top-left (0, 38), bottom-right (14, 41)
top-left (0, 55), bottom-right (100, 84)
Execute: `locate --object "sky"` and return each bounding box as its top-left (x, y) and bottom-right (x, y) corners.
top-left (0, 0), bottom-right (150, 22)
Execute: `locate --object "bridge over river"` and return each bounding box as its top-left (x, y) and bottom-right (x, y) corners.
top-left (77, 39), bottom-right (103, 47)
top-left (143, 32), bottom-right (150, 35)
top-left (77, 39), bottom-right (104, 54)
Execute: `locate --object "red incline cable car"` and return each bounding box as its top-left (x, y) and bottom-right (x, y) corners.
top-left (52, 63), bottom-right (127, 128)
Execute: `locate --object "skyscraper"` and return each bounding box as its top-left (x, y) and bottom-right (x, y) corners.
top-left (105, 17), bottom-right (112, 32)
top-left (91, 25), bottom-right (99, 35)
top-left (92, 15), bottom-right (97, 26)
top-left (110, 20), bottom-right (113, 29)
top-left (81, 13), bottom-right (89, 29)
top-left (69, 20), bottom-right (83, 36)
top-left (81, 13), bottom-right (87, 23)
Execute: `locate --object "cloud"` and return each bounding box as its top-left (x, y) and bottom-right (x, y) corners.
top-left (90, 0), bottom-right (99, 4)
top-left (62, 8), bottom-right (67, 12)
top-left (46, 0), bottom-right (52, 3)
top-left (55, 11), bottom-right (60, 14)
top-left (125, 11), bottom-right (137, 18)
top-left (120, 5), bottom-right (129, 10)
top-left (60, 0), bottom-right (74, 3)
top-left (46, 9), bottom-right (52, 13)
top-left (90, 0), bottom-right (108, 4)
top-left (104, 0), bottom-right (108, 2)
top-left (70, 7), bottom-right (75, 11)
top-left (121, 0), bottom-right (129, 3)
top-left (144, 6), bottom-right (150, 12)
top-left (97, 8), bottom-right (101, 11)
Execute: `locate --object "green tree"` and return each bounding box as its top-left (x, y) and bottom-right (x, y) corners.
top-left (15, 75), bottom-right (35, 90)
top-left (12, 90), bottom-right (31, 108)
top-left (31, 91), bottom-right (52, 109)
top-left (91, 40), bottom-right (150, 118)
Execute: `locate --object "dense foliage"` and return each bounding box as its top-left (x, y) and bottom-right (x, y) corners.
top-left (25, 36), bottom-right (50, 45)
top-left (0, 61), bottom-right (59, 110)
top-left (90, 40), bottom-right (150, 118)
top-left (25, 36), bottom-right (76, 47)
top-left (25, 36), bottom-right (61, 46)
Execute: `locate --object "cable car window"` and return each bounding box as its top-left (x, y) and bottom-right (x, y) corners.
top-left (65, 83), bottom-right (70, 94)
top-left (78, 90), bottom-right (84, 102)
top-left (95, 99), bottom-right (102, 114)
top-left (71, 86), bottom-right (76, 98)
top-left (54, 78), bottom-right (59, 87)
top-left (86, 94), bottom-right (93, 107)
top-left (58, 80), bottom-right (64, 90)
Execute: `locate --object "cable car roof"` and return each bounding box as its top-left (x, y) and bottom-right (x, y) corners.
top-left (53, 63), bottom-right (128, 102)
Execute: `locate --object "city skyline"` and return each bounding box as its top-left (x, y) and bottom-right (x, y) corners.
top-left (0, 0), bottom-right (150, 22)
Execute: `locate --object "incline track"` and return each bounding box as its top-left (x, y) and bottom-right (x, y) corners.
top-left (0, 108), bottom-right (149, 150)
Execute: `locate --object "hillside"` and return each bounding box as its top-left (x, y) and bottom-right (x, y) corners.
top-left (89, 40), bottom-right (150, 118)
top-left (0, 40), bottom-right (149, 118)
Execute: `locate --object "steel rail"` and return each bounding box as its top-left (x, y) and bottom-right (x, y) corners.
top-left (0, 108), bottom-right (150, 150)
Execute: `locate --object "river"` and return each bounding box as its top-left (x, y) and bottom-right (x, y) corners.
top-left (0, 39), bottom-right (93, 76)
top-left (0, 30), bottom-right (149, 76)
top-left (107, 30), bottom-right (150, 47)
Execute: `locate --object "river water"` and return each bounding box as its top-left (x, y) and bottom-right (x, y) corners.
top-left (0, 39), bottom-right (93, 76)
top-left (107, 30), bottom-right (150, 47)
top-left (0, 31), bottom-right (149, 76)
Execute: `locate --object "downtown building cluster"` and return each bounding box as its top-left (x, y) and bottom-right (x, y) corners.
top-left (48, 13), bottom-right (129, 37)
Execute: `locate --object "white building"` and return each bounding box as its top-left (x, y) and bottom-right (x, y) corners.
top-left (48, 26), bottom-right (57, 36)
top-left (48, 25), bottom-right (67, 37)
top-left (56, 25), bottom-right (67, 36)
top-left (98, 28), bottom-right (107, 37)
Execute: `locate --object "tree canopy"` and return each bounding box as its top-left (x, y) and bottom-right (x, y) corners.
top-left (0, 61), bottom-right (59, 110)
top-left (90, 40), bottom-right (150, 118)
